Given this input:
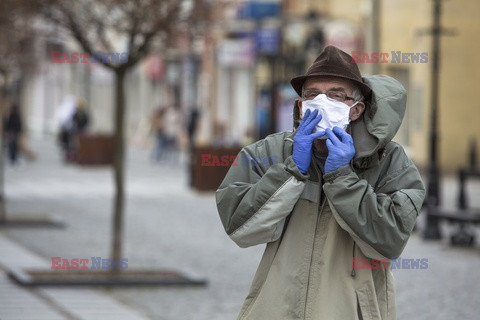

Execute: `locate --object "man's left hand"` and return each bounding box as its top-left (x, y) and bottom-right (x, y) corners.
top-left (324, 127), bottom-right (356, 174)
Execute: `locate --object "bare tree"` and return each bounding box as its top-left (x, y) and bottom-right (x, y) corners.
top-left (30, 0), bottom-right (212, 265)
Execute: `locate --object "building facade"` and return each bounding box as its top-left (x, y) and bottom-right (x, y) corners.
top-left (18, 0), bottom-right (480, 173)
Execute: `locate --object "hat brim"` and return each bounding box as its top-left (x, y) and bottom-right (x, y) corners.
top-left (290, 73), bottom-right (372, 101)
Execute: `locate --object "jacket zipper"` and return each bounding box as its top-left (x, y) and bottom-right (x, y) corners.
top-left (304, 161), bottom-right (325, 319)
top-left (351, 242), bottom-right (357, 277)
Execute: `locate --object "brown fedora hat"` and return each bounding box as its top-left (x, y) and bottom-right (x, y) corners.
top-left (290, 46), bottom-right (372, 100)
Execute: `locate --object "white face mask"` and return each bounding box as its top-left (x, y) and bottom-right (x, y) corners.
top-left (301, 94), bottom-right (359, 139)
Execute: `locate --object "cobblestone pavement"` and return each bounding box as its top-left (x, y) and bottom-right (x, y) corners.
top-left (2, 137), bottom-right (480, 320)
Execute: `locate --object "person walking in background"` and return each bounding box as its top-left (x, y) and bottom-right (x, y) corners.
top-left (186, 107), bottom-right (200, 150)
top-left (151, 106), bottom-right (167, 162)
top-left (72, 98), bottom-right (89, 135)
top-left (151, 105), bottom-right (183, 164)
top-left (163, 105), bottom-right (183, 163)
top-left (58, 94), bottom-right (76, 162)
top-left (69, 98), bottom-right (90, 161)
top-left (186, 107), bottom-right (200, 186)
top-left (4, 104), bottom-right (22, 165)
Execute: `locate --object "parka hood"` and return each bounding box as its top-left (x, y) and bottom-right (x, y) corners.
top-left (351, 74), bottom-right (406, 168)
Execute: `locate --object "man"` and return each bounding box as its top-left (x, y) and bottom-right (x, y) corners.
top-left (4, 104), bottom-right (22, 165)
top-left (216, 46), bottom-right (425, 320)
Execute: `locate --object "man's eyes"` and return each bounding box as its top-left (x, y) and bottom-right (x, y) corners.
top-left (328, 92), bottom-right (344, 99)
top-left (305, 90), bottom-right (344, 99)
top-left (306, 91), bottom-right (321, 98)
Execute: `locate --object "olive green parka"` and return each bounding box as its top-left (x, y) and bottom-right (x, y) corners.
top-left (216, 75), bottom-right (426, 320)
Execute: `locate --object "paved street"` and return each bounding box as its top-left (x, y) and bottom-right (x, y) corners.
top-left (1, 137), bottom-right (480, 320)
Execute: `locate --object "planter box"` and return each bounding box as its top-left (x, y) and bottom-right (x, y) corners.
top-left (192, 146), bottom-right (242, 191)
top-left (76, 135), bottom-right (115, 165)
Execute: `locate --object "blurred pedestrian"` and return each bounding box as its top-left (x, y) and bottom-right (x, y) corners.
top-left (256, 87), bottom-right (271, 140)
top-left (163, 105), bottom-right (182, 162)
top-left (186, 107), bottom-right (200, 186)
top-left (186, 107), bottom-right (200, 150)
top-left (4, 104), bottom-right (22, 165)
top-left (216, 46), bottom-right (426, 319)
top-left (57, 94), bottom-right (76, 162)
top-left (72, 98), bottom-right (90, 134)
top-left (151, 105), bottom-right (182, 163)
top-left (69, 98), bottom-right (90, 161)
top-left (151, 107), bottom-right (167, 162)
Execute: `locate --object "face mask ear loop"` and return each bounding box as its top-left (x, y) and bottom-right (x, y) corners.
top-left (347, 101), bottom-right (360, 124)
top-left (350, 101), bottom-right (360, 109)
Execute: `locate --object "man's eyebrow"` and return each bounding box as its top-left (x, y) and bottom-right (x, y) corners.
top-left (304, 87), bottom-right (347, 92)
top-left (326, 87), bottom-right (347, 92)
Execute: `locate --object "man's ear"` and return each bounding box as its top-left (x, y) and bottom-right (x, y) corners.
top-left (293, 99), bottom-right (302, 129)
top-left (349, 102), bottom-right (365, 121)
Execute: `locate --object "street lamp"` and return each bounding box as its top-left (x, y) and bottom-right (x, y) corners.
top-left (423, 0), bottom-right (443, 239)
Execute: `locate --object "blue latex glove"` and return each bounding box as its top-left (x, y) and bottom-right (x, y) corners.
top-left (292, 109), bottom-right (326, 174)
top-left (324, 126), bottom-right (356, 174)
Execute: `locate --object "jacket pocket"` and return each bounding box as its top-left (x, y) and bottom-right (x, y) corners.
top-left (356, 285), bottom-right (382, 320)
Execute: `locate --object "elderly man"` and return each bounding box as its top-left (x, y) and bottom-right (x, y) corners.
top-left (216, 46), bottom-right (425, 320)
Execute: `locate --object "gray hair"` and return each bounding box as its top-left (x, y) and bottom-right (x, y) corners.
top-left (352, 87), bottom-right (364, 103)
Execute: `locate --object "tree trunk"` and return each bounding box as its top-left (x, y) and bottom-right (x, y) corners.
top-left (111, 69), bottom-right (126, 268)
top-left (0, 86), bottom-right (5, 224)
top-left (0, 73), bottom-right (8, 224)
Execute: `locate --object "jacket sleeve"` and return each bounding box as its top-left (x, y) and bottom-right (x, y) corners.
top-left (322, 144), bottom-right (425, 259)
top-left (216, 138), bottom-right (307, 248)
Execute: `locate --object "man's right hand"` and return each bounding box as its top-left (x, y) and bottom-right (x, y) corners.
top-left (292, 109), bottom-right (325, 174)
